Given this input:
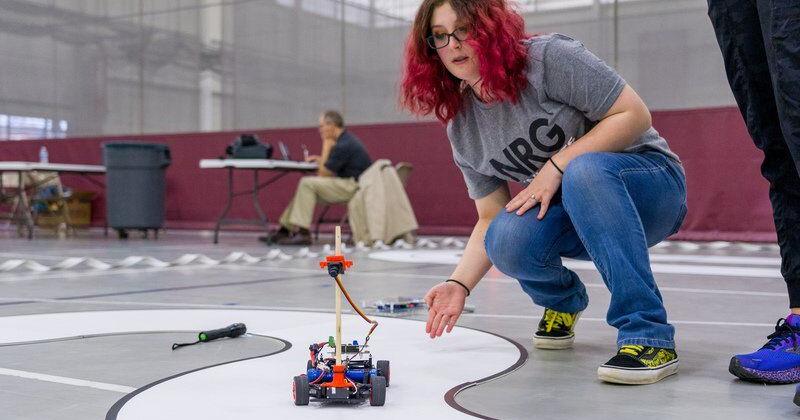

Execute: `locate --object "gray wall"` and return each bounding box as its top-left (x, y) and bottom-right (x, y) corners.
top-left (0, 0), bottom-right (735, 139)
top-left (525, 0), bottom-right (735, 110)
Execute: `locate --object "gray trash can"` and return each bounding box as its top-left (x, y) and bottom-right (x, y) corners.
top-left (103, 142), bottom-right (171, 239)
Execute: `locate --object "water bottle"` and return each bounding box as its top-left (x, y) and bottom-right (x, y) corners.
top-left (39, 146), bottom-right (49, 164)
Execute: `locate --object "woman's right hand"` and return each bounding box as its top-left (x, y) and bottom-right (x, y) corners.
top-left (424, 281), bottom-right (468, 339)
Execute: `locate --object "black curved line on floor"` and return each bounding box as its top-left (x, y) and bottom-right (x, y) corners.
top-left (105, 334), bottom-right (292, 420)
top-left (0, 307), bottom-right (525, 419)
top-left (443, 328), bottom-right (528, 420)
top-left (0, 274), bottom-right (313, 308)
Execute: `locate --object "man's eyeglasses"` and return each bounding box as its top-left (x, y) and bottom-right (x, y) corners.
top-left (426, 27), bottom-right (470, 50)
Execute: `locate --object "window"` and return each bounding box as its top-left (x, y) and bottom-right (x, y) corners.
top-left (275, 0), bottom-right (657, 28)
top-left (0, 114), bottom-right (69, 141)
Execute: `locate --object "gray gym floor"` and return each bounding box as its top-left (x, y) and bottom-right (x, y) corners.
top-left (0, 229), bottom-right (794, 419)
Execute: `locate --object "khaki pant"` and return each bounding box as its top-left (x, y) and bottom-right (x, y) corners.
top-left (279, 176), bottom-right (358, 230)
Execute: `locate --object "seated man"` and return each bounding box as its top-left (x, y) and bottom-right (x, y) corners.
top-left (270, 110), bottom-right (371, 245)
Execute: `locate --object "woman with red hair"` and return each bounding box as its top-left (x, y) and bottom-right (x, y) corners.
top-left (402, 0), bottom-right (687, 385)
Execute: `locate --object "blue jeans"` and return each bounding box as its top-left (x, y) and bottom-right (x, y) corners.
top-left (485, 151), bottom-right (687, 349)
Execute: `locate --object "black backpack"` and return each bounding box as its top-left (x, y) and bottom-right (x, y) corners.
top-left (226, 134), bottom-right (272, 159)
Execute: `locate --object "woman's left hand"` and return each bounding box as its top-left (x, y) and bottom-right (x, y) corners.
top-left (505, 160), bottom-right (564, 220)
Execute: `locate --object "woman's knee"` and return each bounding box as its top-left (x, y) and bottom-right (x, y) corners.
top-left (485, 211), bottom-right (549, 273)
top-left (560, 153), bottom-right (622, 210)
top-left (485, 212), bottom-right (520, 268)
top-left (561, 153), bottom-right (608, 194)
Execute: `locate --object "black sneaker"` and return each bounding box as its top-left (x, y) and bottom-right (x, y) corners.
top-left (533, 308), bottom-right (581, 349)
top-left (259, 227), bottom-right (290, 244)
top-left (598, 345), bottom-right (679, 385)
top-left (276, 229), bottom-right (312, 246)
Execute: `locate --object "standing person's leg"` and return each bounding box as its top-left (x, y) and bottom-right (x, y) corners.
top-left (762, 0), bottom-right (800, 398)
top-left (560, 151), bottom-right (687, 385)
top-left (708, 0), bottom-right (800, 383)
top-left (278, 176), bottom-right (358, 242)
top-left (758, 0), bottom-right (800, 309)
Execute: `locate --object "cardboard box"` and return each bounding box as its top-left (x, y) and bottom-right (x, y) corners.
top-left (36, 191), bottom-right (96, 227)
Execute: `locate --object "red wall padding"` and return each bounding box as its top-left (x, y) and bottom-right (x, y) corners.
top-left (0, 106), bottom-right (776, 242)
top-left (652, 107), bottom-right (774, 242)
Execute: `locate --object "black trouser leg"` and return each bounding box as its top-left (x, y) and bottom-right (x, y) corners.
top-left (708, 0), bottom-right (800, 307)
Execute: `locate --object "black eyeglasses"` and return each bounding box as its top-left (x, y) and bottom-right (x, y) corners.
top-left (426, 27), bottom-right (470, 50)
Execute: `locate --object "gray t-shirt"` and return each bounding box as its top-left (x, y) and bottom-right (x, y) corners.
top-left (447, 33), bottom-right (681, 199)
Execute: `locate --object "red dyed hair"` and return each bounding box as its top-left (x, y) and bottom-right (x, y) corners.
top-left (400, 0), bottom-right (530, 123)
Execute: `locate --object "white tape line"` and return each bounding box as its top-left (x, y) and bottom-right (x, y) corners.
top-left (393, 239), bottom-right (414, 249)
top-left (648, 254), bottom-right (781, 266)
top-left (0, 248), bottom-right (298, 274)
top-left (0, 265), bottom-right (217, 283)
top-left (484, 277), bottom-right (786, 298)
top-left (675, 242), bottom-right (702, 251)
top-left (0, 238), bottom-right (778, 276)
top-left (416, 238), bottom-right (439, 249)
top-left (220, 252), bottom-right (260, 264)
top-left (0, 260), bottom-right (50, 272)
top-left (50, 257), bottom-right (113, 270)
top-left (0, 367), bottom-right (136, 393)
top-left (293, 247), bottom-right (318, 259)
top-left (0, 237), bottom-right (461, 274)
top-left (441, 237), bottom-right (465, 248)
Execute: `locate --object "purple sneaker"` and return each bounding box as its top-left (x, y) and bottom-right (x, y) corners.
top-left (729, 315), bottom-right (800, 384)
